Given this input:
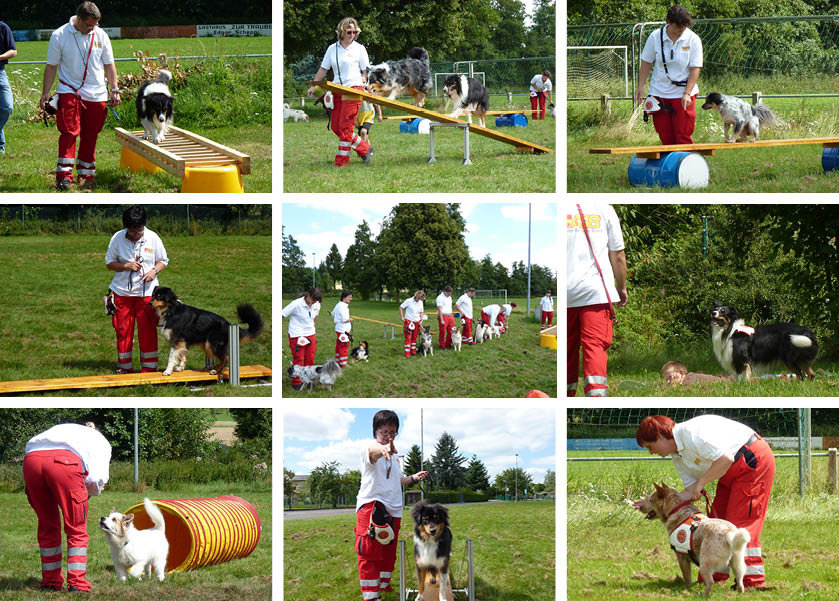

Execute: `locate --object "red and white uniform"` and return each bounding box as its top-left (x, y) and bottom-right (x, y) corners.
top-left (46, 18), bottom-right (114, 184)
top-left (498, 303), bottom-right (513, 334)
top-left (529, 74), bottom-right (552, 119)
top-left (400, 297), bottom-right (423, 357)
top-left (436, 292), bottom-right (454, 348)
top-left (455, 293), bottom-right (474, 344)
top-left (320, 41), bottom-right (371, 166)
top-left (332, 300), bottom-right (352, 368)
top-left (567, 203), bottom-right (624, 397)
top-left (105, 228), bottom-right (167, 373)
top-left (355, 442), bottom-right (403, 600)
top-left (24, 424), bottom-right (111, 592)
top-left (282, 297), bottom-right (319, 387)
top-left (539, 294), bottom-right (554, 327)
top-left (671, 415), bottom-right (775, 588)
top-left (481, 303), bottom-right (502, 328)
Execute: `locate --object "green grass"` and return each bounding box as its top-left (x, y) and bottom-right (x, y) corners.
top-left (283, 98), bottom-right (556, 192)
top-left (0, 488), bottom-right (271, 600)
top-left (281, 295), bottom-right (557, 397)
top-left (0, 235), bottom-right (272, 397)
top-left (567, 96), bottom-right (839, 192)
top-left (567, 450), bottom-right (839, 600)
top-left (284, 500), bottom-right (555, 601)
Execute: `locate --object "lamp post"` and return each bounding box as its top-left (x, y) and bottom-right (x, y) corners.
top-left (312, 252), bottom-right (316, 288)
top-left (515, 453), bottom-right (519, 501)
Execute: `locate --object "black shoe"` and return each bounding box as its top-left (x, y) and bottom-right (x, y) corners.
top-left (362, 145), bottom-right (374, 165)
top-left (68, 585), bottom-right (89, 594)
top-left (56, 179), bottom-right (72, 190)
top-left (291, 383), bottom-right (303, 391)
top-left (39, 585), bottom-right (62, 592)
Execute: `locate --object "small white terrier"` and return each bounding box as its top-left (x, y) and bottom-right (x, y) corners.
top-left (99, 497), bottom-right (169, 582)
top-left (451, 327), bottom-right (462, 351)
top-left (474, 323), bottom-right (485, 344)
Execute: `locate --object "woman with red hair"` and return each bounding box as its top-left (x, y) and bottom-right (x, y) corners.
top-left (632, 414), bottom-right (775, 589)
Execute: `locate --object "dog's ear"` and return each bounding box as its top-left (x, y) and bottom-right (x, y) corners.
top-left (653, 482), bottom-right (665, 494)
top-left (124, 513), bottom-right (134, 525)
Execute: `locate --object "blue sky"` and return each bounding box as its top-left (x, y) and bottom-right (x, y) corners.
top-left (280, 202), bottom-right (557, 275)
top-left (283, 407), bottom-right (556, 486)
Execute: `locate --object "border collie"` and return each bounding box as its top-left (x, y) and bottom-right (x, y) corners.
top-left (412, 500), bottom-right (453, 601)
top-left (710, 300), bottom-right (817, 381)
top-left (367, 47), bottom-right (432, 107)
top-left (350, 340), bottom-right (369, 363)
top-left (443, 74), bottom-right (489, 127)
top-left (137, 69), bottom-right (173, 144)
top-left (701, 92), bottom-right (776, 143)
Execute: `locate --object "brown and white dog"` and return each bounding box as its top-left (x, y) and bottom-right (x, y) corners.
top-left (634, 482), bottom-right (750, 595)
top-left (99, 498), bottom-right (169, 582)
top-left (412, 500), bottom-right (453, 601)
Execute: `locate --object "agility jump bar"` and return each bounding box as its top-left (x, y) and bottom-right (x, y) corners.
top-left (352, 315), bottom-right (437, 339)
top-left (0, 365), bottom-right (272, 394)
top-left (383, 110), bottom-right (527, 121)
top-left (309, 81), bottom-right (552, 154)
top-left (590, 137), bottom-right (839, 159)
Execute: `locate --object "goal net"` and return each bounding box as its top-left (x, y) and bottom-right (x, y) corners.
top-left (473, 289), bottom-right (507, 304)
top-left (567, 45), bottom-right (628, 99)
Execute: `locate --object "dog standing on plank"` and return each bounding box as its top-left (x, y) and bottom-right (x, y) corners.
top-left (701, 92), bottom-right (776, 143)
top-left (136, 69), bottom-right (174, 144)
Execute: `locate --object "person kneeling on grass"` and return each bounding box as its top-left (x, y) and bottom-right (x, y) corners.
top-left (662, 360), bottom-right (731, 386)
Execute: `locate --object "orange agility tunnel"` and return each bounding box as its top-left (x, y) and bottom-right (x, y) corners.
top-left (125, 496), bottom-right (261, 572)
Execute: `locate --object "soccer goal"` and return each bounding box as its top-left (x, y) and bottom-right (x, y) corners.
top-left (473, 289), bottom-right (507, 304)
top-left (567, 45), bottom-right (628, 99)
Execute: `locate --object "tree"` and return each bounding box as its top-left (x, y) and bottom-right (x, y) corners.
top-left (284, 467), bottom-right (296, 505)
top-left (464, 455), bottom-right (491, 492)
top-left (527, 0), bottom-right (556, 57)
top-left (342, 469), bottom-right (361, 502)
top-left (282, 226), bottom-right (308, 293)
top-left (477, 254), bottom-right (497, 289)
top-left (493, 0), bottom-right (529, 57)
top-left (494, 467), bottom-right (534, 499)
top-left (308, 461), bottom-right (343, 508)
top-left (543, 468), bottom-right (555, 492)
top-left (343, 220), bottom-right (379, 301)
top-left (430, 432), bottom-right (467, 490)
top-left (403, 444), bottom-right (425, 489)
top-left (324, 243), bottom-right (343, 291)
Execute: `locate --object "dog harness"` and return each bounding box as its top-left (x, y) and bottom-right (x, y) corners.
top-left (733, 325), bottom-right (755, 337)
top-left (668, 501), bottom-right (704, 566)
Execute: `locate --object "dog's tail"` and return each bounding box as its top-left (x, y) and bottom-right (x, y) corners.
top-left (237, 304), bottom-right (264, 342)
top-left (789, 333), bottom-right (815, 348)
top-left (156, 69), bottom-right (172, 85)
top-left (143, 497), bottom-right (166, 532)
top-left (728, 527), bottom-right (750, 555)
top-left (752, 103), bottom-right (777, 127)
top-left (407, 47), bottom-right (429, 65)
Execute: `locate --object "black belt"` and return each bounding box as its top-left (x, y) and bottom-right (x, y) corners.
top-left (734, 433), bottom-right (759, 467)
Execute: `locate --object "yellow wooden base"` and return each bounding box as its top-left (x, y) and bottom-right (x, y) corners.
top-left (0, 365), bottom-right (272, 394)
top-left (540, 325), bottom-right (557, 349)
top-left (181, 164), bottom-right (244, 193)
top-left (120, 146), bottom-right (163, 173)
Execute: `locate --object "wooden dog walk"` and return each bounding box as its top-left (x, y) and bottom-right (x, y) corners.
top-left (590, 137), bottom-right (839, 159)
top-left (0, 365), bottom-right (272, 394)
top-left (310, 80), bottom-right (552, 154)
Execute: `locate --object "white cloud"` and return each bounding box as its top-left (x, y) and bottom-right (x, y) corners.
top-left (284, 408), bottom-right (356, 442)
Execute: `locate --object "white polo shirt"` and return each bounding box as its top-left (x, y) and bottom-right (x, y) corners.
top-left (105, 228), bottom-right (168, 297)
top-left (47, 18), bottom-right (114, 102)
top-left (567, 202), bottom-right (624, 308)
top-left (539, 295), bottom-right (554, 312)
top-left (530, 74), bottom-right (552, 94)
top-left (356, 441), bottom-right (403, 516)
top-left (455, 294), bottom-right (473, 319)
top-left (670, 415), bottom-right (755, 487)
top-left (436, 293), bottom-right (453, 315)
top-left (320, 40), bottom-right (369, 87)
top-left (502, 303), bottom-right (513, 316)
top-left (26, 423), bottom-right (112, 496)
top-left (400, 297), bottom-right (424, 322)
top-left (641, 26), bottom-right (703, 99)
top-left (482, 304), bottom-right (502, 326)
top-left (332, 301), bottom-right (351, 334)
top-left (282, 296), bottom-right (317, 338)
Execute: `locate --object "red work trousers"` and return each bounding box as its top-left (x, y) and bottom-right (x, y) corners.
top-left (23, 450), bottom-right (91, 592)
top-left (403, 320), bottom-right (420, 357)
top-left (288, 335), bottom-right (317, 387)
top-left (335, 332), bottom-right (350, 368)
top-left (462, 317), bottom-right (473, 344)
top-left (651, 95), bottom-right (697, 145)
top-left (498, 313), bottom-right (507, 334)
top-left (480, 311), bottom-right (491, 327)
top-left (55, 94), bottom-right (107, 183)
top-left (541, 310), bottom-right (554, 328)
top-left (530, 91), bottom-right (547, 119)
top-left (567, 304), bottom-right (613, 397)
top-left (438, 314), bottom-right (454, 348)
top-left (355, 501), bottom-right (401, 601)
top-left (331, 88), bottom-right (370, 166)
top-left (709, 436), bottom-right (775, 588)
top-left (112, 293), bottom-right (158, 373)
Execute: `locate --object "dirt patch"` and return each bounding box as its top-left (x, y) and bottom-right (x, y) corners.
top-left (208, 421), bottom-right (237, 445)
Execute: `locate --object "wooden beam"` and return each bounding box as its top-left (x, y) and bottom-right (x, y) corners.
top-left (590, 137), bottom-right (839, 155)
top-left (383, 110), bottom-right (528, 120)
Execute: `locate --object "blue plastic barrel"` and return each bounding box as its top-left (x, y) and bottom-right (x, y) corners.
top-left (399, 118), bottom-right (429, 134)
top-left (627, 151), bottom-right (709, 188)
top-left (495, 114), bottom-right (528, 128)
top-left (822, 147), bottom-right (839, 172)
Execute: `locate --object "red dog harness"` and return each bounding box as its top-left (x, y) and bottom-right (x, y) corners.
top-left (668, 501), bottom-right (704, 566)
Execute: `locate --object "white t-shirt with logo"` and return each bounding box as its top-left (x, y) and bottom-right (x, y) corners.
top-left (320, 40), bottom-right (369, 87)
top-left (26, 423), bottom-right (112, 496)
top-left (105, 228), bottom-right (168, 297)
top-left (436, 293), bottom-right (453, 315)
top-left (282, 296), bottom-right (317, 338)
top-left (530, 74), bottom-right (553, 94)
top-left (670, 415), bottom-right (755, 487)
top-left (400, 297), bottom-right (424, 321)
top-left (539, 295), bottom-right (554, 312)
top-left (356, 441), bottom-right (403, 516)
top-left (482, 304), bottom-right (502, 326)
top-left (332, 301), bottom-right (351, 334)
top-left (567, 203), bottom-right (625, 308)
top-left (455, 294), bottom-right (473, 319)
top-left (641, 26), bottom-right (703, 99)
top-left (47, 18), bottom-right (115, 101)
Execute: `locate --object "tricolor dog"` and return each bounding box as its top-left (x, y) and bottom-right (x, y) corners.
top-left (412, 500), bottom-right (453, 601)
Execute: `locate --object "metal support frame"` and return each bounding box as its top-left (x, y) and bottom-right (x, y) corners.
top-left (399, 538), bottom-right (474, 601)
top-left (383, 324), bottom-right (396, 339)
top-left (229, 324), bottom-right (240, 386)
top-left (428, 122), bottom-right (472, 165)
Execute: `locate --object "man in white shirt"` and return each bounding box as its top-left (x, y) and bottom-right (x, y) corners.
top-left (539, 290), bottom-right (554, 329)
top-left (331, 290), bottom-right (353, 368)
top-left (281, 288), bottom-right (322, 390)
top-left (23, 422), bottom-right (112, 593)
top-left (39, 2), bottom-right (121, 189)
top-left (436, 285), bottom-right (455, 349)
top-left (455, 288), bottom-right (476, 345)
top-left (529, 70), bottom-right (553, 120)
top-left (567, 202), bottom-right (627, 397)
top-left (480, 303), bottom-right (502, 329)
top-left (105, 206), bottom-right (168, 374)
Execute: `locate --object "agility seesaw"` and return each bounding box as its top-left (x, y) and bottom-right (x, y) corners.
top-left (309, 80), bottom-right (552, 155)
top-left (399, 538), bottom-right (475, 601)
top-left (589, 137), bottom-right (839, 188)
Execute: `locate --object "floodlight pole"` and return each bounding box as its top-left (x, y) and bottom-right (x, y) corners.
top-left (312, 253), bottom-right (316, 288)
top-left (133, 408), bottom-right (139, 490)
top-left (515, 453), bottom-right (519, 501)
top-left (798, 408), bottom-right (812, 495)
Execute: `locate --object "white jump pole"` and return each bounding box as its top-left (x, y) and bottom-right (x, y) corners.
top-left (228, 324), bottom-right (240, 386)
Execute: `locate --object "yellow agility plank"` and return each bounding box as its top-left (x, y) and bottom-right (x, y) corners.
top-left (383, 110), bottom-right (528, 120)
top-left (0, 365), bottom-right (272, 394)
top-left (310, 81), bottom-right (552, 154)
top-left (590, 137), bottom-right (839, 159)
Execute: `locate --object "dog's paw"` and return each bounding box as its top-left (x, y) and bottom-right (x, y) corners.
top-left (209, 369), bottom-right (218, 375)
top-left (416, 595), bottom-right (424, 601)
top-left (162, 369), bottom-right (173, 376)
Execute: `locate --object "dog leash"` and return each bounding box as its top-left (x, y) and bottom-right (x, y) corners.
top-left (576, 204), bottom-right (617, 322)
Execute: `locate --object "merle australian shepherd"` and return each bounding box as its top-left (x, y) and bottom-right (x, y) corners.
top-left (701, 92), bottom-right (777, 143)
top-left (150, 286), bottom-right (263, 376)
top-left (710, 300), bottom-right (818, 381)
top-left (136, 69), bottom-right (174, 144)
top-left (443, 74), bottom-right (489, 127)
top-left (367, 47), bottom-right (432, 107)
top-left (412, 500), bottom-right (453, 601)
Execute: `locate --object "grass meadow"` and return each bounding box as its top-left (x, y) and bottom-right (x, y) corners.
top-left (567, 95), bottom-right (839, 192)
top-left (0, 487), bottom-right (271, 601)
top-left (282, 96), bottom-right (556, 192)
top-left (280, 295), bottom-right (557, 397)
top-left (0, 235), bottom-right (272, 397)
top-left (1, 37), bottom-right (271, 192)
top-left (284, 500), bottom-right (555, 601)
top-left (567, 449), bottom-right (839, 600)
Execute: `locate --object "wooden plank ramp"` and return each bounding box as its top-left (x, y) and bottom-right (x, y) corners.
top-left (0, 365), bottom-right (272, 394)
top-left (310, 81), bottom-right (552, 154)
top-left (590, 137), bottom-right (839, 159)
top-left (383, 110), bottom-right (528, 120)
top-left (115, 125), bottom-right (251, 178)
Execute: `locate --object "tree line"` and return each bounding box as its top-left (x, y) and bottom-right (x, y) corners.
top-left (4, 4), bottom-right (269, 28)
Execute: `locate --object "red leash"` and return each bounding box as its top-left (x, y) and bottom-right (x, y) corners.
top-left (576, 204), bottom-right (617, 322)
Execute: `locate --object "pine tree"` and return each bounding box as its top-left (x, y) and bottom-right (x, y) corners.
top-left (464, 454), bottom-right (491, 492)
top-left (430, 431), bottom-right (467, 490)
top-left (403, 444), bottom-right (424, 489)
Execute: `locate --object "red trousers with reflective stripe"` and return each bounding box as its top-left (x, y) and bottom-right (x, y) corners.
top-left (112, 293), bottom-right (158, 372)
top-left (403, 320), bottom-right (420, 356)
top-left (288, 335), bottom-right (317, 386)
top-left (438, 314), bottom-right (454, 348)
top-left (651, 95), bottom-right (697, 145)
top-left (530, 91), bottom-right (547, 119)
top-left (498, 313), bottom-right (507, 333)
top-left (541, 311), bottom-right (554, 327)
top-left (331, 88), bottom-right (370, 166)
top-left (462, 317), bottom-right (473, 344)
top-left (355, 502), bottom-right (401, 600)
top-left (23, 450), bottom-right (91, 592)
top-left (335, 332), bottom-right (350, 367)
top-left (709, 437), bottom-right (775, 588)
top-left (55, 94), bottom-right (107, 182)
top-left (567, 304), bottom-right (613, 396)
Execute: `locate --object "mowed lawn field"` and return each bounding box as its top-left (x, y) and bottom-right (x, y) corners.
top-left (280, 295), bottom-right (557, 397)
top-left (284, 500), bottom-right (555, 601)
top-left (0, 235), bottom-right (272, 397)
top-left (0, 488), bottom-right (271, 601)
top-left (567, 450), bottom-right (839, 600)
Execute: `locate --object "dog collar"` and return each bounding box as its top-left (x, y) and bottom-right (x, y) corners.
top-left (668, 500), bottom-right (693, 517)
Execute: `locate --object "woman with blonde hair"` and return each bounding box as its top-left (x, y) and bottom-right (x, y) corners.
top-left (307, 17), bottom-right (374, 166)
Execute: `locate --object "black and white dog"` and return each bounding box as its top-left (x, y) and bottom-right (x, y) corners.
top-left (367, 47), bottom-right (432, 107)
top-left (137, 69), bottom-right (173, 144)
top-left (701, 92), bottom-right (776, 143)
top-left (287, 359), bottom-right (342, 391)
top-left (350, 340), bottom-right (369, 363)
top-left (443, 74), bottom-right (490, 127)
top-left (710, 300), bottom-right (818, 381)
